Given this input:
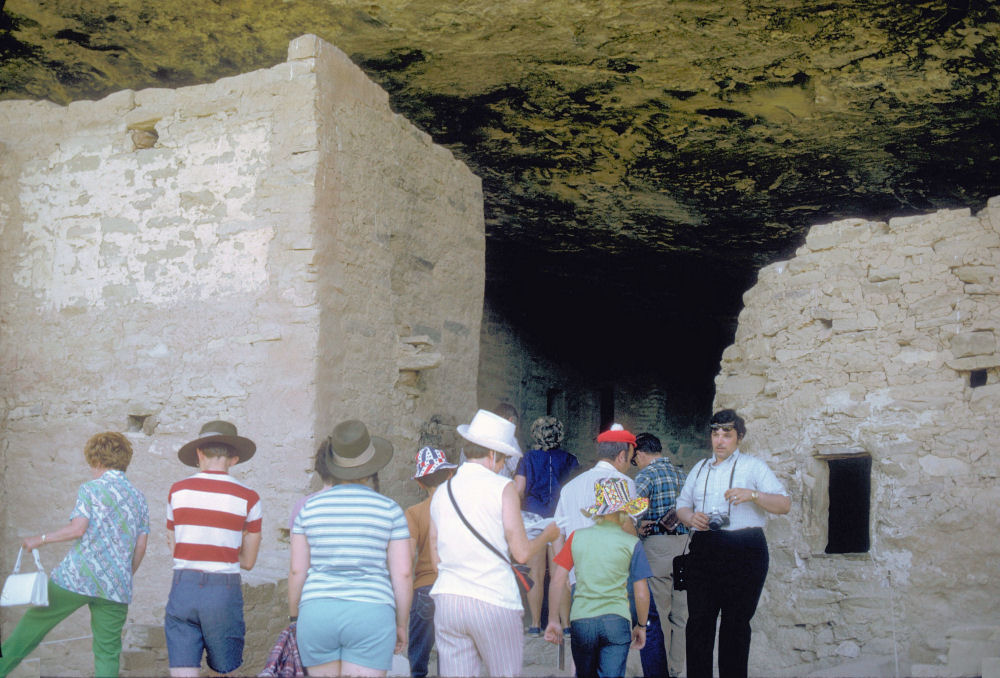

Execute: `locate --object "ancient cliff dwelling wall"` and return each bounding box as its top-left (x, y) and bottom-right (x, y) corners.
top-left (714, 198), bottom-right (1000, 674)
top-left (478, 301), bottom-right (706, 469)
top-left (0, 34), bottom-right (483, 675)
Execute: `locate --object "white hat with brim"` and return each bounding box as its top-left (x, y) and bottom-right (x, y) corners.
top-left (457, 409), bottom-right (522, 459)
top-left (322, 419), bottom-right (394, 481)
top-left (178, 420), bottom-right (256, 467)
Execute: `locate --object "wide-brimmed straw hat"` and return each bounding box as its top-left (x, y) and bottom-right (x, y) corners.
top-left (178, 420), bottom-right (256, 467)
top-left (320, 419), bottom-right (394, 481)
top-left (582, 477), bottom-right (649, 518)
top-left (457, 409), bottom-right (522, 459)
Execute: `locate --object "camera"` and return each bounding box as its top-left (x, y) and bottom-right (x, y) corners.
top-left (707, 509), bottom-right (730, 531)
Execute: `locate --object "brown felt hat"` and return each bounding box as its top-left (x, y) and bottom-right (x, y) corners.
top-left (320, 420), bottom-right (394, 480)
top-left (178, 420), bottom-right (256, 467)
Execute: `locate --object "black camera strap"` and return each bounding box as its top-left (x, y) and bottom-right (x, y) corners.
top-left (445, 478), bottom-right (514, 568)
top-left (697, 453), bottom-right (739, 516)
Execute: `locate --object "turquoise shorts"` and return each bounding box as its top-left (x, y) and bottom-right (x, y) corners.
top-left (297, 598), bottom-right (396, 670)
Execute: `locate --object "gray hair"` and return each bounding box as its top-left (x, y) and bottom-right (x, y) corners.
top-left (597, 441), bottom-right (629, 461)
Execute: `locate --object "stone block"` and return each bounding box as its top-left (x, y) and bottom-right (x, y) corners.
top-left (948, 636), bottom-right (1000, 677)
top-left (918, 454), bottom-right (970, 477)
top-left (806, 655), bottom-right (897, 677)
top-left (983, 195), bottom-right (1000, 233)
top-left (970, 383), bottom-right (1000, 410)
top-left (716, 374), bottom-right (767, 397)
top-left (953, 265), bottom-right (995, 285)
top-left (909, 663), bottom-right (956, 677)
top-left (946, 354), bottom-right (1000, 370)
top-left (868, 265), bottom-right (900, 282)
top-left (288, 33), bottom-right (322, 60)
top-left (832, 310), bottom-right (878, 333)
top-left (950, 330), bottom-right (996, 358)
top-left (983, 657), bottom-right (1000, 678)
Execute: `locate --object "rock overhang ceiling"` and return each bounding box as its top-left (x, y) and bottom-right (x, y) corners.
top-left (2, 0), bottom-right (999, 390)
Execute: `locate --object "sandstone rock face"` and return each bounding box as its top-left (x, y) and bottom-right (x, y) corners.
top-left (714, 197), bottom-right (1000, 673)
top-left (3, 2), bottom-right (998, 414)
top-left (0, 35), bottom-right (483, 675)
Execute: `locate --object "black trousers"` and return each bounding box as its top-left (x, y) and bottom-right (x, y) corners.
top-left (685, 527), bottom-right (769, 678)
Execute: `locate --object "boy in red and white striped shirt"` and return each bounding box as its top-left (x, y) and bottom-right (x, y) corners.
top-left (165, 421), bottom-right (262, 677)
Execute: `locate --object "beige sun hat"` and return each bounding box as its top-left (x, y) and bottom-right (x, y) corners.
top-left (178, 420), bottom-right (256, 467)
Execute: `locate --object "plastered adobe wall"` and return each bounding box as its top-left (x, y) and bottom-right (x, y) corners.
top-left (0, 34), bottom-right (483, 676)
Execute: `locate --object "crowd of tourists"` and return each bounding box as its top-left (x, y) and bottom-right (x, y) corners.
top-left (0, 405), bottom-right (788, 678)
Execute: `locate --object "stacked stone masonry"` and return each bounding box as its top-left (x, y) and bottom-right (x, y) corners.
top-left (0, 35), bottom-right (484, 676)
top-left (714, 197), bottom-right (1000, 676)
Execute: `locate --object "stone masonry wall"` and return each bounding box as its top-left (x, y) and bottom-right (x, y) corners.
top-left (478, 301), bottom-right (704, 469)
top-left (713, 197), bottom-right (1000, 675)
top-left (0, 35), bottom-right (483, 676)
top-left (479, 301), bottom-right (708, 469)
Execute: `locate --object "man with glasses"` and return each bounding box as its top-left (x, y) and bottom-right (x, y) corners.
top-left (675, 409), bottom-right (790, 678)
top-left (632, 433), bottom-right (688, 678)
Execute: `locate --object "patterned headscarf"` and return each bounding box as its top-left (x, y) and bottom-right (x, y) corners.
top-left (530, 416), bottom-right (565, 451)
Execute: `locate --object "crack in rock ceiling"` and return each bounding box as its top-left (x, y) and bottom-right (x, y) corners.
top-left (2, 0), bottom-right (999, 385)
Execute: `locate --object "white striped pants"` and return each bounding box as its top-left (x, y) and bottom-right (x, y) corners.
top-left (433, 593), bottom-right (524, 677)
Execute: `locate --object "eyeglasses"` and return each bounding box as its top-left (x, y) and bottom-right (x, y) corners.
top-left (710, 423), bottom-right (736, 433)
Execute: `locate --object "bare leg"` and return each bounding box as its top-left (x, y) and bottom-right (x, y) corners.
top-left (306, 659), bottom-right (342, 677)
top-left (340, 660), bottom-right (387, 677)
top-left (526, 548), bottom-right (546, 629)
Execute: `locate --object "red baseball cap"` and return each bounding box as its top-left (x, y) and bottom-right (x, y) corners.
top-left (597, 423), bottom-right (636, 445)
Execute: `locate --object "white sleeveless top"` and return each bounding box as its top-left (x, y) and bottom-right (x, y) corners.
top-left (430, 462), bottom-right (521, 610)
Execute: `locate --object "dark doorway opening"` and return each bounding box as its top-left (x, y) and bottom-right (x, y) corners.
top-left (825, 455), bottom-right (871, 554)
top-left (599, 386), bottom-right (615, 432)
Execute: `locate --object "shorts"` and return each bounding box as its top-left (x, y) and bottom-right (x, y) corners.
top-left (297, 598), bottom-right (396, 670)
top-left (164, 569), bottom-right (245, 673)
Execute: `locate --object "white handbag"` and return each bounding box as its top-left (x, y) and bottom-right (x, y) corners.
top-left (0, 547), bottom-right (49, 607)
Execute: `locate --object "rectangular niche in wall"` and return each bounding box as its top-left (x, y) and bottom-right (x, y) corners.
top-left (824, 454), bottom-right (872, 554)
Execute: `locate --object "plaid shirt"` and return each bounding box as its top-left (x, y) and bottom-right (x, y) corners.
top-left (635, 457), bottom-right (688, 535)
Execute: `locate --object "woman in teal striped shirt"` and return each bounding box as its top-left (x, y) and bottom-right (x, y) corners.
top-left (288, 420), bottom-right (412, 677)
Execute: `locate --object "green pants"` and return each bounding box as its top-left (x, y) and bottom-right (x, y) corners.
top-left (0, 579), bottom-right (129, 678)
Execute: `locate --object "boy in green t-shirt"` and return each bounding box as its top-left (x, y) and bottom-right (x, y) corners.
top-left (544, 477), bottom-right (652, 678)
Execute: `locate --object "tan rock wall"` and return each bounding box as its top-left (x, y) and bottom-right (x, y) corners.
top-left (714, 197), bottom-right (1000, 673)
top-left (0, 34), bottom-right (483, 675)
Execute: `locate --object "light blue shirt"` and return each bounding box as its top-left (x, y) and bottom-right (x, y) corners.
top-left (293, 484), bottom-right (409, 607)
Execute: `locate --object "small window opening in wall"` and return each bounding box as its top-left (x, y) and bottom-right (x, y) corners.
top-left (970, 369), bottom-right (987, 388)
top-left (825, 455), bottom-right (871, 554)
top-left (127, 414), bottom-right (151, 434)
top-left (599, 386), bottom-right (615, 432)
top-left (128, 121), bottom-right (159, 150)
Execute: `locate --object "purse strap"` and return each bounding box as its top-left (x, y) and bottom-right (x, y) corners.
top-left (446, 478), bottom-right (513, 568)
top-left (12, 548), bottom-right (44, 574)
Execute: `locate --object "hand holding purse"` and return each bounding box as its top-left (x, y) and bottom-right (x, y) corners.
top-left (1, 547), bottom-right (49, 607)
